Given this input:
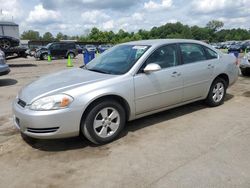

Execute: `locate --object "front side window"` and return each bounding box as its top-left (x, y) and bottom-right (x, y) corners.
top-left (85, 45), bottom-right (150, 75)
top-left (140, 44), bottom-right (178, 72)
top-left (180, 43), bottom-right (207, 64)
top-left (50, 44), bottom-right (60, 50)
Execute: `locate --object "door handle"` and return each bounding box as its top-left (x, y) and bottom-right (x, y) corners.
top-left (171, 71), bottom-right (181, 77)
top-left (208, 64), bottom-right (214, 69)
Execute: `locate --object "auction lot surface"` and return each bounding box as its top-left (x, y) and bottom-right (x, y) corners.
top-left (0, 56), bottom-right (250, 188)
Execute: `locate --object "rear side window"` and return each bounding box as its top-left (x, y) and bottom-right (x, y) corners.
top-left (62, 43), bottom-right (75, 49)
top-left (204, 47), bottom-right (218, 60)
top-left (180, 43), bottom-right (207, 64)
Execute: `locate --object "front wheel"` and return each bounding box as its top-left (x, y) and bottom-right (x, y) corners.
top-left (206, 78), bottom-right (226, 107)
top-left (241, 68), bottom-right (249, 76)
top-left (81, 100), bottom-right (126, 144)
top-left (0, 39), bottom-right (11, 50)
top-left (41, 53), bottom-right (48, 60)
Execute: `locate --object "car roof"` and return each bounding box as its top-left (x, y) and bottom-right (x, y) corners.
top-left (123, 39), bottom-right (208, 47)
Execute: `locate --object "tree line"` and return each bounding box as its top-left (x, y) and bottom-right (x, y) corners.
top-left (21, 20), bottom-right (250, 43)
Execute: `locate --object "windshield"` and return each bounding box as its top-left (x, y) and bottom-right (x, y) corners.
top-left (45, 43), bottom-right (52, 49)
top-left (85, 44), bottom-right (150, 75)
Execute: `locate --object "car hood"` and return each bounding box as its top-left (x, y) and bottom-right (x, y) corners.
top-left (18, 68), bottom-right (116, 104)
top-left (36, 47), bottom-right (48, 52)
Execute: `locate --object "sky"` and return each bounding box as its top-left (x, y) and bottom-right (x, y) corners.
top-left (0, 0), bottom-right (250, 36)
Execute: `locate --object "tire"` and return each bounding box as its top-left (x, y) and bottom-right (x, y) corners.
top-left (67, 52), bottom-right (75, 59)
top-left (241, 68), bottom-right (249, 76)
top-left (206, 78), bottom-right (227, 107)
top-left (0, 39), bottom-right (11, 50)
top-left (81, 100), bottom-right (126, 144)
top-left (41, 53), bottom-right (48, 60)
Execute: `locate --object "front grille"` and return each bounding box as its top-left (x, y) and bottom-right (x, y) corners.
top-left (27, 127), bottom-right (59, 134)
top-left (17, 99), bottom-right (26, 108)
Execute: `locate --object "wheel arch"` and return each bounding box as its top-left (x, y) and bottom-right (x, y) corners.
top-left (80, 94), bottom-right (131, 128)
top-left (66, 51), bottom-right (75, 57)
top-left (214, 73), bottom-right (229, 88)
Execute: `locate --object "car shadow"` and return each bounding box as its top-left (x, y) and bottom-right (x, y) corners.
top-left (22, 134), bottom-right (90, 152)
top-left (0, 78), bottom-right (18, 86)
top-left (122, 94), bottom-right (234, 137)
top-left (23, 94), bottom-right (234, 152)
top-left (8, 64), bottom-right (37, 67)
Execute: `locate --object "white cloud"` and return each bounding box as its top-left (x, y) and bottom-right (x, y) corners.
top-left (102, 20), bottom-right (114, 30)
top-left (81, 10), bottom-right (110, 24)
top-left (132, 13), bottom-right (144, 21)
top-left (15, 0), bottom-right (250, 36)
top-left (144, 0), bottom-right (172, 11)
top-left (27, 4), bottom-right (61, 24)
top-left (0, 0), bottom-right (23, 21)
top-left (192, 0), bottom-right (248, 14)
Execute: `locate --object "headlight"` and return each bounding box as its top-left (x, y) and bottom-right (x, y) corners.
top-left (30, 94), bottom-right (73, 111)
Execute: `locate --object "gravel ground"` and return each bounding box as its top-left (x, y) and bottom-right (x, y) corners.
top-left (0, 56), bottom-right (250, 188)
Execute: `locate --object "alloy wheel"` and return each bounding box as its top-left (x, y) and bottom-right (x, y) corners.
top-left (0, 39), bottom-right (11, 49)
top-left (93, 107), bottom-right (121, 138)
top-left (212, 82), bottom-right (225, 103)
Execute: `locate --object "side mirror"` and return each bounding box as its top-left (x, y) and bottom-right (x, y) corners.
top-left (144, 63), bottom-right (161, 74)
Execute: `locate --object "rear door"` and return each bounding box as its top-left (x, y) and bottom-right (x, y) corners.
top-left (179, 43), bottom-right (216, 102)
top-left (134, 44), bottom-right (183, 115)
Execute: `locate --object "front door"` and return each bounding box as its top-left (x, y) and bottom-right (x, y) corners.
top-left (50, 43), bottom-right (61, 57)
top-left (134, 44), bottom-right (183, 115)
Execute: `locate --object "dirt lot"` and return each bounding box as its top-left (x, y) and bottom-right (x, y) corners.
top-left (0, 56), bottom-right (250, 188)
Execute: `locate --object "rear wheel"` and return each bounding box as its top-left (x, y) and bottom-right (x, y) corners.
top-left (206, 78), bottom-right (226, 107)
top-left (67, 52), bottom-right (75, 59)
top-left (0, 39), bottom-right (11, 50)
top-left (81, 100), bottom-right (125, 144)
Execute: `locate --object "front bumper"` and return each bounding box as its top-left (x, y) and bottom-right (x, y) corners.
top-left (13, 99), bottom-right (82, 139)
top-left (0, 64), bottom-right (10, 76)
top-left (240, 57), bottom-right (250, 69)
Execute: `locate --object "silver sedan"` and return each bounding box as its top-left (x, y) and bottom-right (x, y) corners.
top-left (13, 39), bottom-right (238, 144)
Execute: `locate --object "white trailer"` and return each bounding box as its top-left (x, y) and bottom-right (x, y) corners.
top-left (0, 21), bottom-right (19, 39)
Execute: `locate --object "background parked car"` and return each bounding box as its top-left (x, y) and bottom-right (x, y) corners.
top-left (76, 44), bottom-right (83, 54)
top-left (240, 52), bottom-right (250, 76)
top-left (0, 36), bottom-right (20, 50)
top-left (97, 44), bottom-right (112, 53)
top-left (34, 42), bottom-right (78, 60)
top-left (85, 44), bottom-right (97, 53)
top-left (0, 50), bottom-right (10, 76)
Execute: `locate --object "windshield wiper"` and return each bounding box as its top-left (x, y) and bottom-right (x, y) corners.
top-left (88, 68), bottom-right (110, 74)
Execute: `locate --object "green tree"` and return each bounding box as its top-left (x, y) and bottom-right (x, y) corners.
top-left (21, 30), bottom-right (40, 40)
top-left (206, 20), bottom-right (224, 32)
top-left (42, 32), bottom-right (54, 41)
top-left (56, 32), bottom-right (64, 40)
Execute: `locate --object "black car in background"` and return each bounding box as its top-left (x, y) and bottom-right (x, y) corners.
top-left (34, 42), bottom-right (78, 60)
top-left (228, 41), bottom-right (250, 53)
top-left (0, 36), bottom-right (20, 50)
